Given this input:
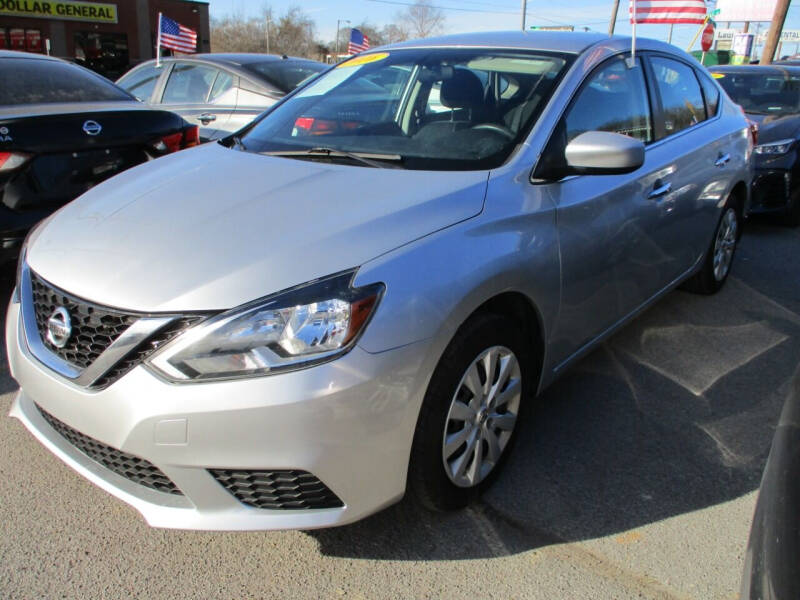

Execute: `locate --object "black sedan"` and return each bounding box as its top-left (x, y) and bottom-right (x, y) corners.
top-left (116, 54), bottom-right (326, 141)
top-left (0, 50), bottom-right (199, 265)
top-left (740, 366), bottom-right (800, 600)
top-left (710, 65), bottom-right (800, 226)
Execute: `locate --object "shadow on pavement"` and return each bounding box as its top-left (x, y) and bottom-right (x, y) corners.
top-left (309, 222), bottom-right (800, 560)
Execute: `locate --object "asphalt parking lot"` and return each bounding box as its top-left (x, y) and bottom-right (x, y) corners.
top-left (0, 218), bottom-right (798, 599)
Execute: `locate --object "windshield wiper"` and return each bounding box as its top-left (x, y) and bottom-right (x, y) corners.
top-left (263, 147), bottom-right (403, 169)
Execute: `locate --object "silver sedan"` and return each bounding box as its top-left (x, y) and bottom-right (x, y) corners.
top-left (7, 31), bottom-right (752, 530)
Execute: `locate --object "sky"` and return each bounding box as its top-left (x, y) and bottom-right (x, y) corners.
top-left (205, 0), bottom-right (800, 57)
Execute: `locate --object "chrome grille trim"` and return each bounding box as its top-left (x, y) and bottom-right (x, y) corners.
top-left (20, 261), bottom-right (184, 388)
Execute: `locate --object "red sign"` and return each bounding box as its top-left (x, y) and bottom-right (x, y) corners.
top-left (9, 29), bottom-right (25, 51)
top-left (701, 23), bottom-right (715, 52)
top-left (25, 30), bottom-right (42, 53)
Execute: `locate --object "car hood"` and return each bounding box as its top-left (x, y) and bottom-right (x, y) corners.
top-left (746, 112), bottom-right (800, 144)
top-left (27, 143), bottom-right (488, 312)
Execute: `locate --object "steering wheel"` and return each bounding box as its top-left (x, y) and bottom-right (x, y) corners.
top-left (471, 123), bottom-right (516, 140)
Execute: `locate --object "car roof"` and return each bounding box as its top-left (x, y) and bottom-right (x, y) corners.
top-left (0, 50), bottom-right (63, 61)
top-left (143, 53), bottom-right (323, 68)
top-left (709, 64), bottom-right (800, 76)
top-left (381, 30), bottom-right (616, 55)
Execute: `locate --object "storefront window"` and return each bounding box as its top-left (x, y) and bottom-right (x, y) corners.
top-left (74, 32), bottom-right (129, 80)
top-left (9, 29), bottom-right (25, 51)
top-left (25, 30), bottom-right (43, 53)
top-left (0, 29), bottom-right (7, 50)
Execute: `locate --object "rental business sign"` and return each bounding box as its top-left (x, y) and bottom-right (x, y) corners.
top-left (0, 1), bottom-right (118, 23)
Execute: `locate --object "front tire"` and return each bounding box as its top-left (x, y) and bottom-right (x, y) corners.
top-left (408, 313), bottom-right (535, 511)
top-left (683, 196), bottom-right (740, 295)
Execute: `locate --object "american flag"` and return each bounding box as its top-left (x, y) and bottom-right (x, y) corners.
top-left (159, 14), bottom-right (197, 53)
top-left (629, 0), bottom-right (707, 24)
top-left (348, 28), bottom-right (370, 54)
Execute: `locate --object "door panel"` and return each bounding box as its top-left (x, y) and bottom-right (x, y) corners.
top-left (159, 63), bottom-right (226, 140)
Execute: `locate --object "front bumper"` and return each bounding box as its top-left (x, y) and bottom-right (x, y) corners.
top-left (6, 299), bottom-right (432, 530)
top-left (751, 168), bottom-right (795, 215)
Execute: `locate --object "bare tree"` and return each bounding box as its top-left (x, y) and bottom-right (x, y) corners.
top-left (396, 1), bottom-right (445, 39)
top-left (382, 23), bottom-right (410, 44)
top-left (210, 5), bottom-right (323, 59)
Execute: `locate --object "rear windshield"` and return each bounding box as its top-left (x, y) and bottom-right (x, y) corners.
top-left (242, 59), bottom-right (326, 93)
top-left (0, 58), bottom-right (132, 106)
top-left (713, 70), bottom-right (800, 115)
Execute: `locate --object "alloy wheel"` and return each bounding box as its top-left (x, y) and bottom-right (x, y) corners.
top-left (442, 345), bottom-right (522, 488)
top-left (713, 207), bottom-right (738, 282)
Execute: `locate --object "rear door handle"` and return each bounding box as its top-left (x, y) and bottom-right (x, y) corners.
top-left (648, 181), bottom-right (672, 199)
top-left (715, 153), bottom-right (731, 167)
top-left (198, 113), bottom-right (217, 124)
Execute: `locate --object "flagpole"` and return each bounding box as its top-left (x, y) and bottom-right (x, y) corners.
top-left (156, 12), bottom-right (162, 67)
top-left (687, 14), bottom-right (710, 52)
top-left (630, 20), bottom-right (636, 67)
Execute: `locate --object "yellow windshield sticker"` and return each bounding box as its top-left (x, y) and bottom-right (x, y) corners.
top-left (337, 52), bottom-right (389, 68)
top-left (711, 73), bottom-right (725, 79)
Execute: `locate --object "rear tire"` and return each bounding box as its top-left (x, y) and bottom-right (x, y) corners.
top-left (408, 313), bottom-right (537, 511)
top-left (682, 195), bottom-right (741, 295)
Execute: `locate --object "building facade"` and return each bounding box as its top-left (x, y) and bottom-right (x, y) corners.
top-left (0, 0), bottom-right (210, 78)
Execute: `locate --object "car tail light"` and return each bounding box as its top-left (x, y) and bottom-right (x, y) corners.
top-left (738, 105), bottom-right (759, 146)
top-left (182, 125), bottom-right (200, 148)
top-left (151, 126), bottom-right (201, 155)
top-left (0, 151), bottom-right (31, 171)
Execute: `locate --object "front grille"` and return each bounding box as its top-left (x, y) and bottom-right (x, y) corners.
top-left (209, 469), bottom-right (343, 510)
top-left (31, 273), bottom-right (137, 369)
top-left (37, 404), bottom-right (182, 495)
top-left (29, 271), bottom-right (207, 388)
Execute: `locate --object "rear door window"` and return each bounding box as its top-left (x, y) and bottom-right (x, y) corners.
top-left (209, 70), bottom-right (235, 104)
top-left (650, 56), bottom-right (706, 137)
top-left (697, 72), bottom-right (720, 117)
top-left (118, 64), bottom-right (162, 102)
top-left (565, 56), bottom-right (653, 143)
top-left (161, 63), bottom-right (219, 104)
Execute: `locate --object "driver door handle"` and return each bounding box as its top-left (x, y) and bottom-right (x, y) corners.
top-left (199, 113), bottom-right (217, 124)
top-left (648, 181), bottom-right (672, 199)
top-left (715, 153), bottom-right (731, 167)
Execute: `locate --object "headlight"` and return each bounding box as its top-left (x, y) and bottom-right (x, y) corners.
top-left (146, 271), bottom-right (383, 382)
top-left (755, 138), bottom-right (795, 155)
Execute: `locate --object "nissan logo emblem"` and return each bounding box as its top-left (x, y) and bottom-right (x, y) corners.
top-left (82, 120), bottom-right (102, 136)
top-left (46, 307), bottom-right (72, 349)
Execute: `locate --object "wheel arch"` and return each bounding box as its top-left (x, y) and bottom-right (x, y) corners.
top-left (459, 290), bottom-right (547, 394)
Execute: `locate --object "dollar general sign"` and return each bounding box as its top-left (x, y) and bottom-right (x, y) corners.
top-left (0, 0), bottom-right (118, 23)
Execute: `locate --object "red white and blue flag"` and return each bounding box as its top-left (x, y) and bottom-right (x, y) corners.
top-left (348, 29), bottom-right (370, 54)
top-left (159, 14), bottom-right (197, 53)
top-left (629, 0), bottom-right (707, 24)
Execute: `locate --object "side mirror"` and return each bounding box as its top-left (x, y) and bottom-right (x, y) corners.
top-left (564, 131), bottom-right (645, 175)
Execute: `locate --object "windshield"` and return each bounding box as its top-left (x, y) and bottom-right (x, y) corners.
top-left (243, 59), bottom-right (326, 94)
top-left (236, 48), bottom-right (571, 170)
top-left (714, 70), bottom-right (800, 115)
top-left (0, 58), bottom-right (133, 106)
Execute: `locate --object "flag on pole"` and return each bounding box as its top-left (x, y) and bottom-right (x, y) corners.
top-left (348, 29), bottom-right (370, 54)
top-left (629, 0), bottom-right (707, 25)
top-left (159, 14), bottom-right (197, 53)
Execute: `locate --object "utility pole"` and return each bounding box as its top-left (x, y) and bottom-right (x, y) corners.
top-left (609, 0), bottom-right (620, 36)
top-left (668, 23), bottom-right (674, 44)
top-left (761, 0), bottom-right (791, 65)
top-left (521, 0), bottom-right (527, 31)
top-left (265, 17), bottom-right (271, 54)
